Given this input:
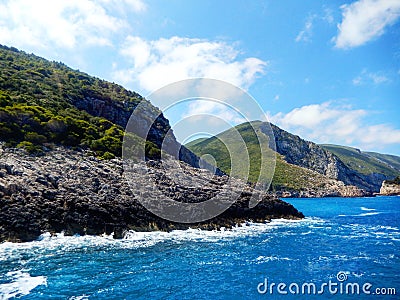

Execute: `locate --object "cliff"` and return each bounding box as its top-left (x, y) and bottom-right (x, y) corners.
top-left (321, 144), bottom-right (400, 190)
top-left (267, 124), bottom-right (377, 191)
top-left (379, 177), bottom-right (400, 196)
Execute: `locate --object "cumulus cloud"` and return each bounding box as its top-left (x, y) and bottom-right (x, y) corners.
top-left (333, 0), bottom-right (400, 49)
top-left (113, 36), bottom-right (268, 93)
top-left (183, 100), bottom-right (247, 125)
top-left (268, 102), bottom-right (400, 149)
top-left (0, 0), bottom-right (146, 50)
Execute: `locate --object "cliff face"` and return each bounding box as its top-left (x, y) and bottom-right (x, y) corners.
top-left (0, 146), bottom-right (304, 242)
top-left (379, 180), bottom-right (400, 196)
top-left (321, 145), bottom-right (399, 182)
top-left (71, 93), bottom-right (200, 168)
top-left (267, 124), bottom-right (377, 192)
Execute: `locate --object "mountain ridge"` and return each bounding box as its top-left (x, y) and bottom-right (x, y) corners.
top-left (186, 121), bottom-right (400, 195)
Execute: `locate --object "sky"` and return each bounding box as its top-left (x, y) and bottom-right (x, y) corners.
top-left (0, 0), bottom-right (399, 155)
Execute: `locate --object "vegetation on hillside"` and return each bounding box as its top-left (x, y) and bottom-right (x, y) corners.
top-left (386, 176), bottom-right (400, 185)
top-left (187, 122), bottom-right (273, 184)
top-left (186, 121), bottom-right (335, 191)
top-left (0, 45), bottom-right (160, 159)
top-left (364, 152), bottom-right (400, 173)
top-left (321, 144), bottom-right (399, 178)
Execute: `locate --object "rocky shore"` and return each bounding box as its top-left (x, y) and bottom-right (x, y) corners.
top-left (276, 182), bottom-right (371, 198)
top-left (0, 146), bottom-right (304, 242)
top-left (379, 178), bottom-right (400, 196)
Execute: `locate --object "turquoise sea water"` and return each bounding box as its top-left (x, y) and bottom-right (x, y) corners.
top-left (0, 196), bottom-right (399, 299)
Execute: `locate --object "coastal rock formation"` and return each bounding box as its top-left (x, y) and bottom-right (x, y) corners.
top-left (276, 181), bottom-right (370, 198)
top-left (265, 124), bottom-right (377, 191)
top-left (0, 146), bottom-right (304, 242)
top-left (70, 90), bottom-right (201, 169)
top-left (379, 178), bottom-right (400, 196)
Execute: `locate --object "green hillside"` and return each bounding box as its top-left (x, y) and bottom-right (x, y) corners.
top-left (186, 121), bottom-right (274, 184)
top-left (364, 152), bottom-right (400, 172)
top-left (185, 137), bottom-right (208, 148)
top-left (186, 121), bottom-right (335, 191)
top-left (321, 144), bottom-right (399, 178)
top-left (0, 45), bottom-right (160, 159)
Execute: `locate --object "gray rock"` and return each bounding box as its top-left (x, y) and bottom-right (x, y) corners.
top-left (266, 124), bottom-right (378, 192)
top-left (0, 146), bottom-right (304, 242)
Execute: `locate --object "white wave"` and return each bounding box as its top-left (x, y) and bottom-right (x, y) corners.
top-left (254, 255), bottom-right (294, 263)
top-left (338, 223), bottom-right (400, 242)
top-left (0, 217), bottom-right (321, 259)
top-left (300, 231), bottom-right (312, 235)
top-left (338, 212), bottom-right (381, 217)
top-left (357, 212), bottom-right (381, 217)
top-left (122, 218), bottom-right (310, 244)
top-left (69, 295), bottom-right (89, 300)
top-left (197, 261), bottom-right (223, 265)
top-left (0, 271), bottom-right (47, 299)
top-left (360, 207), bottom-right (376, 211)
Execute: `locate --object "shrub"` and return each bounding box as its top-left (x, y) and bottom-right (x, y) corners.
top-left (17, 141), bottom-right (43, 154)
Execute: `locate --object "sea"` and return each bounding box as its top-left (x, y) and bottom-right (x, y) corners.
top-left (0, 196), bottom-right (399, 299)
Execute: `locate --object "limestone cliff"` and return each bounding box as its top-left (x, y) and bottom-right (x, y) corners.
top-left (266, 124), bottom-right (377, 191)
top-left (379, 177), bottom-right (400, 195)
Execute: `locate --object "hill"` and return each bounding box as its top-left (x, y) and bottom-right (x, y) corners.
top-left (365, 152), bottom-right (400, 171)
top-left (0, 44), bottom-right (203, 165)
top-left (186, 121), bottom-right (400, 194)
top-left (186, 121), bottom-right (373, 196)
top-left (0, 44), bottom-right (158, 159)
top-left (320, 144), bottom-right (400, 178)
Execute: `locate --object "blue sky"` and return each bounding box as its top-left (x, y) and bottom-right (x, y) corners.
top-left (0, 0), bottom-right (399, 155)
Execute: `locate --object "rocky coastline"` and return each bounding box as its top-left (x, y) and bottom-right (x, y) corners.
top-left (379, 178), bottom-right (400, 196)
top-left (0, 146), bottom-right (304, 242)
top-left (276, 183), bottom-right (372, 198)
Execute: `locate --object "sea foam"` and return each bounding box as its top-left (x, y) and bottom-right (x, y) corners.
top-left (0, 271), bottom-right (47, 299)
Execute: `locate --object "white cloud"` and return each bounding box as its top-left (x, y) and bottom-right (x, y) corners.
top-left (333, 0), bottom-right (400, 49)
top-left (268, 102), bottom-right (400, 149)
top-left (183, 100), bottom-right (247, 126)
top-left (99, 0), bottom-right (147, 13)
top-left (113, 36), bottom-right (268, 93)
top-left (295, 17), bottom-right (314, 43)
top-left (0, 0), bottom-right (145, 50)
top-left (295, 8), bottom-right (336, 44)
top-left (323, 7), bottom-right (335, 24)
top-left (352, 69), bottom-right (390, 85)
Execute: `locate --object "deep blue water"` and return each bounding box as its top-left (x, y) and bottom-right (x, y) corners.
top-left (0, 196), bottom-right (399, 299)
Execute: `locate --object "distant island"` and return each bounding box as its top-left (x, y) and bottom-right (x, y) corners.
top-left (0, 45), bottom-right (398, 242)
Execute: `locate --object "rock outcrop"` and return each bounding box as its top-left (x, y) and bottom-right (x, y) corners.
top-left (70, 93), bottom-right (202, 169)
top-left (264, 124), bottom-right (377, 191)
top-left (276, 181), bottom-right (370, 198)
top-left (0, 146), bottom-right (304, 242)
top-left (379, 178), bottom-right (400, 195)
